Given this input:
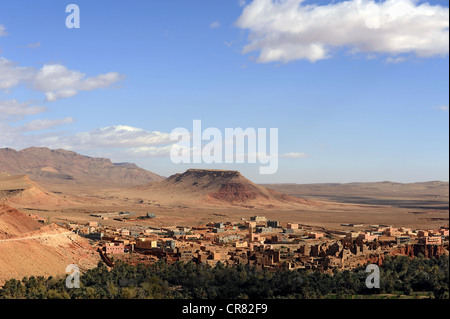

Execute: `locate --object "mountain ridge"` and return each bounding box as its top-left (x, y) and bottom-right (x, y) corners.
top-left (0, 147), bottom-right (164, 187)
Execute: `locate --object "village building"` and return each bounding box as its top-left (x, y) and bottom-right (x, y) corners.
top-left (396, 236), bottom-right (411, 245)
top-left (420, 236), bottom-right (442, 245)
top-left (267, 220), bottom-right (281, 228)
top-left (250, 216), bottom-right (267, 222)
top-left (104, 242), bottom-right (124, 255)
top-left (245, 221), bottom-right (257, 228)
top-left (135, 238), bottom-right (158, 250)
top-left (287, 223), bottom-right (298, 230)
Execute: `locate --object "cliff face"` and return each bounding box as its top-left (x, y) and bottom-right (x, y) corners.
top-left (212, 182), bottom-right (262, 202)
top-left (0, 147), bottom-right (163, 187)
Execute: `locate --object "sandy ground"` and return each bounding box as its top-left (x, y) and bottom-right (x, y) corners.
top-left (5, 179), bottom-right (447, 232)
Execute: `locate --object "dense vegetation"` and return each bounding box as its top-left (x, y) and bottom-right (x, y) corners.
top-left (0, 255), bottom-right (448, 299)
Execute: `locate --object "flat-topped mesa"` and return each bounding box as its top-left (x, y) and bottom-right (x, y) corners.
top-left (143, 168), bottom-right (310, 206)
top-left (167, 169), bottom-right (242, 182)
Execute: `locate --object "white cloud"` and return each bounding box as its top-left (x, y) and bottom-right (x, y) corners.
top-left (0, 98), bottom-right (73, 148)
top-left (280, 152), bottom-right (308, 158)
top-left (39, 125), bottom-right (177, 160)
top-left (66, 125), bottom-right (173, 149)
top-left (19, 117), bottom-right (75, 131)
top-left (44, 89), bottom-right (78, 102)
top-left (0, 25), bottom-right (6, 36)
top-left (210, 21), bottom-right (220, 29)
top-left (128, 145), bottom-right (174, 158)
top-left (224, 40), bottom-right (234, 47)
top-left (385, 56), bottom-right (407, 64)
top-left (236, 0), bottom-right (449, 63)
top-left (0, 99), bottom-right (46, 118)
top-left (0, 57), bottom-right (34, 90)
top-left (0, 122), bottom-right (17, 147)
top-left (0, 57), bottom-right (124, 101)
top-left (0, 121), bottom-right (176, 159)
top-left (32, 64), bottom-right (124, 102)
top-left (27, 42), bottom-right (41, 49)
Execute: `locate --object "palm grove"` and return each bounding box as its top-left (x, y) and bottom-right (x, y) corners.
top-left (0, 254), bottom-right (448, 299)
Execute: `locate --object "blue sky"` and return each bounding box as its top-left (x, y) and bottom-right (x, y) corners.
top-left (0, 0), bottom-right (448, 183)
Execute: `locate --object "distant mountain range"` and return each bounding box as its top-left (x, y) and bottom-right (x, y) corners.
top-left (0, 147), bottom-right (164, 187)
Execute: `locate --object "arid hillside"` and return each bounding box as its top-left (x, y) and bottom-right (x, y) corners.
top-left (0, 203), bottom-right (99, 286)
top-left (0, 202), bottom-right (42, 239)
top-left (135, 169), bottom-right (312, 208)
top-left (0, 173), bottom-right (70, 208)
top-left (0, 147), bottom-right (164, 187)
